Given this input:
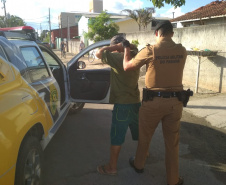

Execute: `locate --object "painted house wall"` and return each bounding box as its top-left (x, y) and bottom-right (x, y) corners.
top-left (78, 16), bottom-right (89, 47)
top-left (175, 16), bottom-right (226, 28)
top-left (78, 16), bottom-right (89, 37)
top-left (59, 12), bottom-right (81, 28)
top-left (51, 26), bottom-right (78, 49)
top-left (116, 18), bottom-right (152, 33)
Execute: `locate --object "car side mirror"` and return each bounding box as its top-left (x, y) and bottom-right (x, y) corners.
top-left (77, 61), bottom-right (86, 69)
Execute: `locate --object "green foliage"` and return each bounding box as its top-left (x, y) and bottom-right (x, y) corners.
top-left (131, 39), bottom-right (139, 47)
top-left (150, 0), bottom-right (186, 8)
top-left (42, 32), bottom-right (50, 43)
top-left (0, 14), bottom-right (26, 27)
top-left (40, 30), bottom-right (49, 41)
top-left (84, 11), bottom-right (119, 42)
top-left (122, 7), bottom-right (155, 31)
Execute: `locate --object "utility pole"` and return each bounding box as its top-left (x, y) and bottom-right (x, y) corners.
top-left (67, 16), bottom-right (70, 52)
top-left (49, 8), bottom-right (51, 45)
top-left (40, 23), bottom-right (42, 38)
top-left (1, 0), bottom-right (7, 27)
top-left (60, 13), bottom-right (62, 40)
top-left (172, 12), bottom-right (175, 19)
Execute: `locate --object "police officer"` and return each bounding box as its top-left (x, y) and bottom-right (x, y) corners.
top-left (122, 20), bottom-right (187, 185)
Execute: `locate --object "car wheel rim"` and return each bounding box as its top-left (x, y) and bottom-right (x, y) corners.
top-left (24, 149), bottom-right (41, 185)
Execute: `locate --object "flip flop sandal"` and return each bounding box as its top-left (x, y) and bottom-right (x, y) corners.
top-left (97, 165), bottom-right (117, 175)
top-left (167, 177), bottom-right (184, 185)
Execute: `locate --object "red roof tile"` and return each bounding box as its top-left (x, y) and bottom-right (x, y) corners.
top-left (171, 0), bottom-right (226, 22)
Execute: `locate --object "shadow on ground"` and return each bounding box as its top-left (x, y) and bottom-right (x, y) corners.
top-left (180, 111), bottom-right (226, 184)
top-left (42, 105), bottom-right (226, 185)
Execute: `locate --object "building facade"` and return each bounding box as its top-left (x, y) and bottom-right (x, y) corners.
top-left (89, 0), bottom-right (103, 13)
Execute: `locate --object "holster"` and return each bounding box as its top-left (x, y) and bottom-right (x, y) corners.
top-left (142, 88), bottom-right (154, 101)
top-left (177, 89), bottom-right (193, 107)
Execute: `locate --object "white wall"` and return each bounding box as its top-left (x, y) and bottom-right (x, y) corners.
top-left (78, 16), bottom-right (89, 47)
top-left (78, 16), bottom-right (89, 37)
top-left (126, 23), bottom-right (226, 93)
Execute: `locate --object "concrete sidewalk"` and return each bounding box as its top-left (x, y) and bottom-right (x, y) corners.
top-left (185, 93), bottom-right (226, 133)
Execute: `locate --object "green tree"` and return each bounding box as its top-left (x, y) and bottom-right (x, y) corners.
top-left (0, 14), bottom-right (26, 27)
top-left (121, 9), bottom-right (141, 31)
top-left (149, 0), bottom-right (185, 8)
top-left (140, 8), bottom-right (155, 30)
top-left (42, 31), bottom-right (50, 43)
top-left (40, 30), bottom-right (49, 41)
top-left (84, 11), bottom-right (119, 42)
top-left (122, 7), bottom-right (155, 31)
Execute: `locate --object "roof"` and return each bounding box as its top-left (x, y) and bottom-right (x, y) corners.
top-left (171, 0), bottom-right (226, 22)
top-left (83, 13), bottom-right (126, 19)
top-left (61, 11), bottom-right (126, 19)
top-left (114, 17), bottom-right (171, 23)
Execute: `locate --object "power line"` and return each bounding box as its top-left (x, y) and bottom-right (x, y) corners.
top-left (24, 16), bottom-right (48, 21)
top-left (26, 21), bottom-right (49, 26)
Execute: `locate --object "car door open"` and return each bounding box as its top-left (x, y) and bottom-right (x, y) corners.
top-left (68, 40), bottom-right (111, 103)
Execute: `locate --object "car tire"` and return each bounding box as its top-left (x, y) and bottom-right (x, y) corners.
top-left (69, 102), bottom-right (85, 114)
top-left (15, 136), bottom-right (43, 185)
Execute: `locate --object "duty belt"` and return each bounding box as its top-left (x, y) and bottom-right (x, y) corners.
top-left (142, 88), bottom-right (193, 107)
top-left (151, 91), bottom-right (178, 98)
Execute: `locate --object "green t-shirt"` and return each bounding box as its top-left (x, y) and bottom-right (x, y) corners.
top-left (102, 50), bottom-right (140, 104)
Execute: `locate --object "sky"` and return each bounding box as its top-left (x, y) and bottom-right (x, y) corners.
top-left (0, 0), bottom-right (216, 31)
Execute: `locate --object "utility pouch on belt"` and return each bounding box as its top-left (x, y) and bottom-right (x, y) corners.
top-left (177, 89), bottom-right (193, 107)
top-left (143, 88), bottom-right (152, 101)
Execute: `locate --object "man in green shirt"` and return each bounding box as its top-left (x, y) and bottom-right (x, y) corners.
top-left (95, 35), bottom-right (141, 175)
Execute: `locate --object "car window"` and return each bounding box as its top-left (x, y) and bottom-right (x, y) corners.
top-left (0, 57), bottom-right (14, 85)
top-left (0, 45), bottom-right (8, 61)
top-left (21, 47), bottom-right (50, 83)
top-left (42, 50), bottom-right (59, 66)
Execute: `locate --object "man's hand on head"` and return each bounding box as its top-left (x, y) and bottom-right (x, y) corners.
top-left (96, 43), bottom-right (124, 58)
top-left (114, 43), bottom-right (124, 53)
top-left (121, 39), bottom-right (130, 48)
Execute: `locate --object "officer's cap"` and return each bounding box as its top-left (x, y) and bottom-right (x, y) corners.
top-left (155, 20), bottom-right (173, 32)
top-left (110, 35), bottom-right (125, 46)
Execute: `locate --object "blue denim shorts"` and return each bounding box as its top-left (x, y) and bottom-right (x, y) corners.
top-left (110, 103), bottom-right (141, 145)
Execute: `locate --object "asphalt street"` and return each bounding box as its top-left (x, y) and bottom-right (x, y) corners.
top-left (42, 103), bottom-right (226, 185)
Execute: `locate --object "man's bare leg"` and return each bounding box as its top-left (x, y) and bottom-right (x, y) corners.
top-left (97, 145), bottom-right (121, 174)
